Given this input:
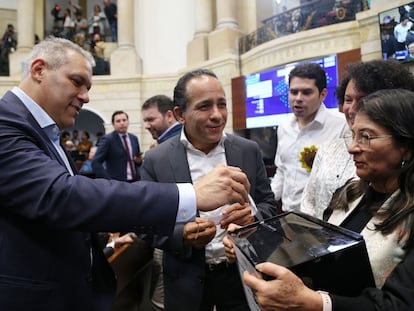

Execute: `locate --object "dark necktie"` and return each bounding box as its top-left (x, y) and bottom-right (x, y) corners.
top-left (122, 134), bottom-right (136, 181)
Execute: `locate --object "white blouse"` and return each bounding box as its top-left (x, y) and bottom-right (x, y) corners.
top-left (300, 138), bottom-right (356, 219)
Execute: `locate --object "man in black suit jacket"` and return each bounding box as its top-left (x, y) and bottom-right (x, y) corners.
top-left (141, 69), bottom-right (277, 311)
top-left (93, 110), bottom-right (142, 182)
top-left (0, 37), bottom-right (251, 311)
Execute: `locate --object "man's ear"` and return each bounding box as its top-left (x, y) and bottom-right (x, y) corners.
top-left (31, 59), bottom-right (46, 82)
top-left (166, 110), bottom-right (175, 121)
top-left (319, 87), bottom-right (328, 101)
top-left (174, 106), bottom-right (185, 124)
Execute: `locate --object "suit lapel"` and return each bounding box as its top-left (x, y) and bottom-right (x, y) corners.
top-left (128, 134), bottom-right (135, 153)
top-left (168, 139), bottom-right (192, 183)
top-left (26, 114), bottom-right (71, 170)
top-left (114, 132), bottom-right (123, 148)
top-left (7, 92), bottom-right (76, 174)
top-left (129, 134), bottom-right (139, 155)
top-left (224, 135), bottom-right (243, 168)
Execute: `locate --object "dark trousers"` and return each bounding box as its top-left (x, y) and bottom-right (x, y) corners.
top-left (199, 263), bottom-right (250, 311)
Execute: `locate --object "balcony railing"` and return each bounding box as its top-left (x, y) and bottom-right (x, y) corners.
top-left (239, 0), bottom-right (370, 54)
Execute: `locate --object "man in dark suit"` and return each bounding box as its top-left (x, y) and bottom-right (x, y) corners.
top-left (0, 38), bottom-right (251, 311)
top-left (92, 110), bottom-right (142, 182)
top-left (141, 69), bottom-right (277, 311)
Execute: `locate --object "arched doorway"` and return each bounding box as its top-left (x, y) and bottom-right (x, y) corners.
top-left (68, 108), bottom-right (105, 145)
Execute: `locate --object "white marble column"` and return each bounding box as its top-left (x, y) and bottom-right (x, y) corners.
top-left (187, 0), bottom-right (213, 66)
top-left (194, 0), bottom-right (213, 38)
top-left (9, 0), bottom-right (35, 78)
top-left (215, 0), bottom-right (239, 30)
top-left (208, 0), bottom-right (243, 59)
top-left (110, 0), bottom-right (142, 75)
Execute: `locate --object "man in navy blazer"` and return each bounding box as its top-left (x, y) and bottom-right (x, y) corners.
top-left (93, 110), bottom-right (142, 182)
top-left (0, 38), bottom-right (251, 311)
top-left (141, 69), bottom-right (277, 311)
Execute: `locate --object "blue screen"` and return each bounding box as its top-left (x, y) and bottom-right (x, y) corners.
top-left (245, 55), bottom-right (339, 129)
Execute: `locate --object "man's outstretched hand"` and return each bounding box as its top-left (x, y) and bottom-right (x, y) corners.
top-left (194, 165), bottom-right (250, 212)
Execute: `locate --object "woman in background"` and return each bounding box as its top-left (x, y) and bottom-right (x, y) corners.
top-left (77, 131), bottom-right (93, 155)
top-left (88, 4), bottom-right (106, 41)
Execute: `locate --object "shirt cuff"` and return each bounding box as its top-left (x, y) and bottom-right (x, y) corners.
top-left (176, 183), bottom-right (197, 223)
top-left (249, 195), bottom-right (258, 216)
top-left (318, 291), bottom-right (332, 311)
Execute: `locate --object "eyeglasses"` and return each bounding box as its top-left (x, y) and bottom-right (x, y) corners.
top-left (344, 132), bottom-right (392, 149)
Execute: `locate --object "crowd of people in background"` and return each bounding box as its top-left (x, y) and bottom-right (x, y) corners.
top-left (61, 129), bottom-right (102, 171)
top-left (0, 1), bottom-right (117, 76)
top-left (380, 2), bottom-right (414, 62)
top-left (52, 1), bottom-right (117, 44)
top-left (240, 0), bottom-right (369, 53)
top-left (50, 0), bottom-right (117, 74)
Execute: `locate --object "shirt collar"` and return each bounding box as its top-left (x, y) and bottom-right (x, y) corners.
top-left (289, 102), bottom-right (327, 128)
top-left (313, 103), bottom-right (328, 125)
top-left (157, 122), bottom-right (180, 142)
top-left (12, 87), bottom-right (60, 142)
top-left (179, 127), bottom-right (227, 151)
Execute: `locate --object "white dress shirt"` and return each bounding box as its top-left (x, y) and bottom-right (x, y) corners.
top-left (271, 104), bottom-right (348, 211)
top-left (181, 131), bottom-right (229, 264)
top-left (118, 132), bottom-right (135, 181)
top-left (394, 21), bottom-right (413, 44)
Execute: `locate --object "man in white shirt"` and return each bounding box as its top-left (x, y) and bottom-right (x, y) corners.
top-left (394, 15), bottom-right (413, 51)
top-left (271, 63), bottom-right (348, 212)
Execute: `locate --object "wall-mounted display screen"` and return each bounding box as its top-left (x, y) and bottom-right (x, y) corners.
top-left (245, 55), bottom-right (339, 129)
top-left (378, 2), bottom-right (414, 63)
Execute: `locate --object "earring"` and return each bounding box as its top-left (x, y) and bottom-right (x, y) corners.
top-left (401, 160), bottom-right (406, 168)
